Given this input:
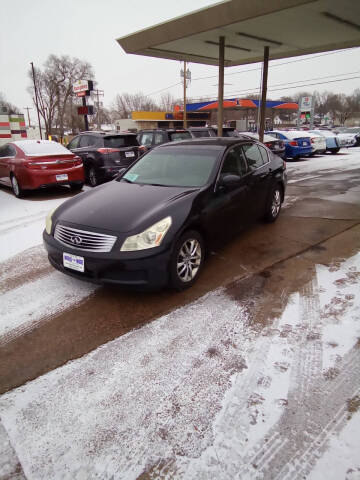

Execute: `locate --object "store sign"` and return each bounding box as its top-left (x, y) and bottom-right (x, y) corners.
top-left (73, 80), bottom-right (94, 94)
top-left (300, 96), bottom-right (313, 112)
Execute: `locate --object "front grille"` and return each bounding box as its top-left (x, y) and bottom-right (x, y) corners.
top-left (54, 224), bottom-right (117, 252)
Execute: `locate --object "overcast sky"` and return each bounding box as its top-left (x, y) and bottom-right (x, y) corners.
top-left (1, 0), bottom-right (359, 124)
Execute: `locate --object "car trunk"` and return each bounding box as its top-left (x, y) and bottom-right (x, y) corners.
top-left (293, 137), bottom-right (311, 147)
top-left (103, 136), bottom-right (139, 166)
top-left (25, 154), bottom-right (80, 170)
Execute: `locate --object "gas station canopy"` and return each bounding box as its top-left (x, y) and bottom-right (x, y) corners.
top-left (117, 0), bottom-right (360, 67)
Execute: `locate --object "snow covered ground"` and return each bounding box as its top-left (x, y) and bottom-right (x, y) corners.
top-left (0, 149), bottom-right (359, 479)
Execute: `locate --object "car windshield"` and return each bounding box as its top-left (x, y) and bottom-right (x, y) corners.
top-left (15, 140), bottom-right (70, 156)
top-left (168, 131), bottom-right (192, 141)
top-left (104, 136), bottom-right (138, 147)
top-left (120, 146), bottom-right (220, 187)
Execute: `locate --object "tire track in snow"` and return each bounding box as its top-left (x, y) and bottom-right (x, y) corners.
top-left (0, 271), bottom-right (98, 344)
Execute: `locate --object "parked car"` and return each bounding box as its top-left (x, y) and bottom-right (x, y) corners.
top-left (335, 132), bottom-right (357, 148)
top-left (309, 130), bottom-right (340, 154)
top-left (0, 140), bottom-right (84, 198)
top-left (300, 132), bottom-right (326, 155)
top-left (137, 129), bottom-right (192, 151)
top-left (43, 137), bottom-right (286, 290)
top-left (67, 132), bottom-right (140, 187)
top-left (239, 132), bottom-right (286, 158)
top-left (266, 130), bottom-right (312, 159)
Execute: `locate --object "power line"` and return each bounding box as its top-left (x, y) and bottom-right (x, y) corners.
top-left (189, 74), bottom-right (360, 102)
top-left (195, 71), bottom-right (360, 100)
top-left (145, 47), bottom-right (359, 98)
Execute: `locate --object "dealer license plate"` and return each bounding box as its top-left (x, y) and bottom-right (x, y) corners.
top-left (125, 151), bottom-right (135, 158)
top-left (63, 252), bottom-right (84, 272)
top-left (56, 174), bottom-right (68, 181)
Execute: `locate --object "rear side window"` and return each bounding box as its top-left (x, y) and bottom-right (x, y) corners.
top-left (169, 131), bottom-right (192, 141)
top-left (104, 136), bottom-right (138, 148)
top-left (139, 132), bottom-right (153, 147)
top-left (68, 136), bottom-right (80, 149)
top-left (0, 144), bottom-right (16, 157)
top-left (191, 130), bottom-right (211, 138)
top-left (242, 143), bottom-right (264, 170)
top-left (154, 132), bottom-right (166, 145)
top-left (258, 145), bottom-right (269, 164)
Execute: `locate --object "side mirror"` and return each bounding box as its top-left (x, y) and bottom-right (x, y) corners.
top-left (216, 174), bottom-right (241, 193)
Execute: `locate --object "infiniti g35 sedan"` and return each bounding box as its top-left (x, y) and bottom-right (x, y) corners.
top-left (43, 137), bottom-right (287, 290)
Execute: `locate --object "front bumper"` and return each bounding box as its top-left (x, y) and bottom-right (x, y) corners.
top-left (43, 230), bottom-right (171, 289)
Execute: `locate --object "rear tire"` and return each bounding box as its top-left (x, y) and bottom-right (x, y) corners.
top-left (169, 230), bottom-right (204, 290)
top-left (264, 185), bottom-right (282, 223)
top-left (329, 148), bottom-right (340, 154)
top-left (11, 174), bottom-right (25, 198)
top-left (88, 166), bottom-right (99, 187)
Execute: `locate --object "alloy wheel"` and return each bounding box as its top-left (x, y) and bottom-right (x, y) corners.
top-left (271, 189), bottom-right (281, 218)
top-left (176, 238), bottom-right (202, 283)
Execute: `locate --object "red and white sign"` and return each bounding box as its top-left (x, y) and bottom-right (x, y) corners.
top-left (73, 80), bottom-right (90, 94)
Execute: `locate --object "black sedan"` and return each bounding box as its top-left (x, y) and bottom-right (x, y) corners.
top-left (43, 138), bottom-right (287, 290)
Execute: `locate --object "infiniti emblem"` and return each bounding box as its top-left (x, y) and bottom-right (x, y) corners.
top-left (70, 235), bottom-right (82, 245)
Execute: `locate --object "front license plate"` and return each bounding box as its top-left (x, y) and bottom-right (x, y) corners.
top-left (56, 174), bottom-right (68, 181)
top-left (63, 252), bottom-right (84, 272)
top-left (125, 151), bottom-right (135, 158)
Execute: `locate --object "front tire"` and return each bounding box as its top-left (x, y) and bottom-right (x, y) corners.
top-left (264, 185), bottom-right (282, 223)
top-left (329, 148), bottom-right (340, 154)
top-left (11, 174), bottom-right (25, 198)
top-left (169, 230), bottom-right (204, 290)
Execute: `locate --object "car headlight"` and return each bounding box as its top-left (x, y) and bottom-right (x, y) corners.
top-left (120, 216), bottom-right (172, 252)
top-left (45, 208), bottom-right (57, 235)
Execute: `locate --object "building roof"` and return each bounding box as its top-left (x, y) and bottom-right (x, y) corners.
top-left (117, 0), bottom-right (360, 67)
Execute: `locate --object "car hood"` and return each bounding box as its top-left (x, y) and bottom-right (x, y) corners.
top-left (56, 180), bottom-right (200, 233)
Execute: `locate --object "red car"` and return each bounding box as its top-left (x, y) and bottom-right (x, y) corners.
top-left (0, 140), bottom-right (85, 197)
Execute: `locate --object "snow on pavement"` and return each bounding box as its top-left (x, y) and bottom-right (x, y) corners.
top-left (0, 253), bottom-right (359, 479)
top-left (0, 270), bottom-right (97, 343)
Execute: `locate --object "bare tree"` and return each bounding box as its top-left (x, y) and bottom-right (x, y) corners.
top-left (111, 92), bottom-right (159, 119)
top-left (28, 55), bottom-right (95, 139)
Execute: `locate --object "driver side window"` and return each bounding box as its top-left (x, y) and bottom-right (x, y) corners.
top-left (220, 145), bottom-right (247, 179)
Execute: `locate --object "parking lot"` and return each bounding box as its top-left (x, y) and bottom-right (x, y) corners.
top-left (1, 148), bottom-right (360, 479)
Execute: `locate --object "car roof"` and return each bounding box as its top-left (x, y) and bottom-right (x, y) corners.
top-left (156, 136), bottom-right (254, 148)
top-left (139, 128), bottom-right (188, 132)
top-left (78, 131), bottom-right (136, 137)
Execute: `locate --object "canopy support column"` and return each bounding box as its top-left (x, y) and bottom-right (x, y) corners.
top-left (217, 36), bottom-right (225, 136)
top-left (183, 60), bottom-right (187, 128)
top-left (259, 46), bottom-right (269, 143)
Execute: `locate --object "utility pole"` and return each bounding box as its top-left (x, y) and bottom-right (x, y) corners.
top-left (30, 62), bottom-right (43, 139)
top-left (23, 107), bottom-right (32, 127)
top-left (183, 61), bottom-right (187, 128)
top-left (92, 89), bottom-right (104, 129)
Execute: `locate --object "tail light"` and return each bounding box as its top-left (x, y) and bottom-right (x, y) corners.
top-left (289, 141), bottom-right (297, 146)
top-left (73, 156), bottom-right (82, 165)
top-left (97, 148), bottom-right (121, 154)
top-left (139, 145), bottom-right (148, 153)
top-left (264, 142), bottom-right (272, 148)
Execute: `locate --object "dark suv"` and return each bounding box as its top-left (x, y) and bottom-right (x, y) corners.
top-left (137, 129), bottom-right (192, 151)
top-left (67, 132), bottom-right (140, 187)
